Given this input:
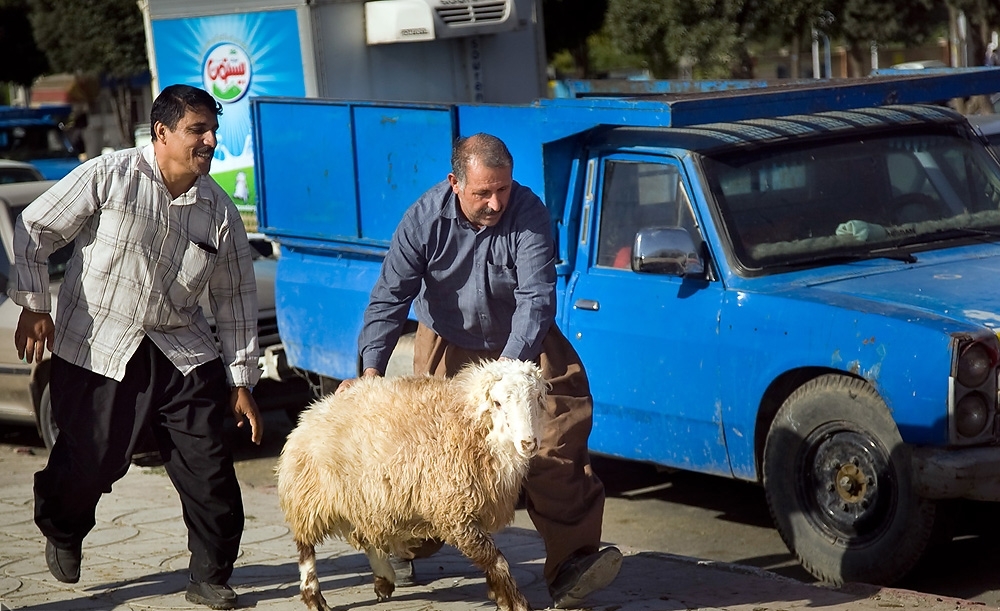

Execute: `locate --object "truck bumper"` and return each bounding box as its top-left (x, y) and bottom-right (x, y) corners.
top-left (259, 343), bottom-right (293, 382)
top-left (911, 445), bottom-right (1000, 501)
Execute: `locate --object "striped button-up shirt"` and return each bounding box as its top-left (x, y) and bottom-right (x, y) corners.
top-left (359, 179), bottom-right (556, 374)
top-left (9, 145), bottom-right (260, 387)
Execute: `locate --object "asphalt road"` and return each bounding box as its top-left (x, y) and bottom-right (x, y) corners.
top-left (5, 408), bottom-right (1000, 607)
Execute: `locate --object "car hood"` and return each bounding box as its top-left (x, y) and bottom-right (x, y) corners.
top-left (253, 258), bottom-right (276, 313)
top-left (803, 255), bottom-right (1000, 329)
top-left (196, 257), bottom-right (276, 319)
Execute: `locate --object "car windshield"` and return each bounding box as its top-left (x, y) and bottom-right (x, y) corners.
top-left (0, 124), bottom-right (77, 161)
top-left (0, 168), bottom-right (43, 183)
top-left (703, 123), bottom-right (1000, 272)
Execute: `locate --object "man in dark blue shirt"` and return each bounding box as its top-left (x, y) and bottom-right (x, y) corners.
top-left (351, 133), bottom-right (621, 608)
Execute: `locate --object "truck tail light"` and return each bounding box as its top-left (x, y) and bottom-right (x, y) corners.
top-left (951, 338), bottom-right (1000, 444)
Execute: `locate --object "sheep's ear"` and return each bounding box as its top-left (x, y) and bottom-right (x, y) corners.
top-left (470, 369), bottom-right (503, 420)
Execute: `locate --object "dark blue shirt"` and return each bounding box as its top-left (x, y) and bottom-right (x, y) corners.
top-left (359, 179), bottom-right (556, 373)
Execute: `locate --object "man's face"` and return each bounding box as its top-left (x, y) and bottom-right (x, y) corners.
top-left (155, 105), bottom-right (219, 178)
top-left (449, 160), bottom-right (513, 229)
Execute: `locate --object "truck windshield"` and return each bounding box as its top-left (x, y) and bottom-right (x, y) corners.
top-left (703, 124), bottom-right (1000, 271)
top-left (0, 124), bottom-right (77, 161)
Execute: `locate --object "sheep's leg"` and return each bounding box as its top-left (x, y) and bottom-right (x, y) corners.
top-left (449, 526), bottom-right (531, 611)
top-left (364, 547), bottom-right (396, 602)
top-left (296, 539), bottom-right (332, 611)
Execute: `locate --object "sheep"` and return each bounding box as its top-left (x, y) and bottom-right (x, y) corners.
top-left (276, 358), bottom-right (549, 611)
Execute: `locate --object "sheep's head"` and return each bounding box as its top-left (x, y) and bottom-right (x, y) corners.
top-left (464, 359), bottom-right (547, 461)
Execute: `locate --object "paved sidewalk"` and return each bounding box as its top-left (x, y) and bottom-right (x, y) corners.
top-left (0, 445), bottom-right (992, 611)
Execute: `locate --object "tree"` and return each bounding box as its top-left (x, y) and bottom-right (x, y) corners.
top-left (755, 0), bottom-right (826, 78)
top-left (829, 0), bottom-right (943, 75)
top-left (543, 0), bottom-right (609, 77)
top-left (605, 0), bottom-right (761, 79)
top-left (27, 0), bottom-right (148, 145)
top-left (947, 0), bottom-right (1000, 66)
top-left (0, 0), bottom-right (48, 89)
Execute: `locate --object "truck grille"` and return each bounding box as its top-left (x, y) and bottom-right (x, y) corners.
top-left (257, 315), bottom-right (281, 348)
top-left (209, 315), bottom-right (281, 349)
top-left (435, 1), bottom-right (508, 25)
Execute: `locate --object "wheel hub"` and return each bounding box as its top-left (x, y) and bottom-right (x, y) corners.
top-left (798, 424), bottom-right (896, 541)
top-left (835, 463), bottom-right (867, 502)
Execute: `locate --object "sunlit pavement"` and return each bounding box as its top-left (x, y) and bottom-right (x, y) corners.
top-left (0, 444), bottom-right (991, 611)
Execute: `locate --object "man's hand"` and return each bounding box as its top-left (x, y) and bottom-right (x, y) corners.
top-left (14, 308), bottom-right (54, 364)
top-left (334, 367), bottom-right (381, 395)
top-left (230, 387), bottom-right (263, 445)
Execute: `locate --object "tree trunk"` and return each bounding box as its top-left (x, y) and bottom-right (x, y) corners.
top-left (790, 33), bottom-right (801, 79)
top-left (111, 84), bottom-right (135, 148)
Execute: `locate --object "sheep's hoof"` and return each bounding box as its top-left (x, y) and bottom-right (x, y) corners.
top-left (373, 575), bottom-right (395, 601)
top-left (489, 588), bottom-right (532, 611)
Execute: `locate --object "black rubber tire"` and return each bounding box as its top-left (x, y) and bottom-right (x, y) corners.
top-left (37, 383), bottom-right (59, 450)
top-left (762, 374), bottom-right (936, 585)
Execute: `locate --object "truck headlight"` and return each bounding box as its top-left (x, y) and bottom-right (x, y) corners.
top-left (955, 392), bottom-right (990, 438)
top-left (958, 343), bottom-right (992, 387)
top-left (951, 338), bottom-right (999, 444)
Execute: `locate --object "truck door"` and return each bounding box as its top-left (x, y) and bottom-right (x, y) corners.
top-left (564, 154), bottom-right (731, 476)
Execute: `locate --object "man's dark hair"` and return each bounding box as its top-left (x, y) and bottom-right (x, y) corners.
top-left (451, 133), bottom-right (513, 185)
top-left (149, 84), bottom-right (223, 143)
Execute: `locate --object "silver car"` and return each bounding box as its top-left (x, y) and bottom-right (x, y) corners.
top-left (0, 181), bottom-right (304, 448)
top-left (0, 159), bottom-right (45, 184)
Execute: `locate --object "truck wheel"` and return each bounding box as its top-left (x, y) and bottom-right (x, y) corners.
top-left (762, 374), bottom-right (935, 585)
top-left (37, 384), bottom-right (59, 450)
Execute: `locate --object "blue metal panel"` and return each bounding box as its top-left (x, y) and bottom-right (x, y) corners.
top-left (275, 248), bottom-right (384, 380)
top-left (351, 105), bottom-right (454, 243)
top-left (558, 78), bottom-right (777, 98)
top-left (716, 288), bottom-right (956, 480)
top-left (253, 100), bottom-right (359, 241)
top-left (539, 68), bottom-right (1000, 128)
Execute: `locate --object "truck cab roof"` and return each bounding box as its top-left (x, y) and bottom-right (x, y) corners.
top-left (586, 104), bottom-right (971, 155)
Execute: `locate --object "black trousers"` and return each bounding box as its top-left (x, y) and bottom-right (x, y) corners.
top-left (33, 336), bottom-right (244, 584)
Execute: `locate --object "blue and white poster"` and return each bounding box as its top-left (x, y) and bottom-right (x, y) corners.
top-left (152, 10), bottom-right (307, 226)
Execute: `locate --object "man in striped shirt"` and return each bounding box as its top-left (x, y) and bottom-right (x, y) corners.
top-left (10, 84), bottom-right (261, 610)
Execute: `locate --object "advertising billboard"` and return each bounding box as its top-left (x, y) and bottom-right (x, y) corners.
top-left (151, 9), bottom-right (307, 227)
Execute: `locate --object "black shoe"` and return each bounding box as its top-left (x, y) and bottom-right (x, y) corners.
top-left (549, 546), bottom-right (623, 609)
top-left (388, 556), bottom-right (415, 587)
top-left (185, 581), bottom-right (237, 610)
top-left (45, 539), bottom-right (81, 583)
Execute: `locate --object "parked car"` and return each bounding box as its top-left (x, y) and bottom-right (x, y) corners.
top-left (0, 181), bottom-right (307, 448)
top-left (0, 159), bottom-right (45, 184)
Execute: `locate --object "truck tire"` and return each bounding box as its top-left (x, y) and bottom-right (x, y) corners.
top-left (37, 383), bottom-right (59, 450)
top-left (762, 374), bottom-right (935, 585)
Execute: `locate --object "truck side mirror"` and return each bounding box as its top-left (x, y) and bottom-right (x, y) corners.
top-left (632, 227), bottom-right (705, 277)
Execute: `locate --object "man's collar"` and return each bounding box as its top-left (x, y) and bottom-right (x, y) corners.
top-left (144, 144), bottom-right (212, 204)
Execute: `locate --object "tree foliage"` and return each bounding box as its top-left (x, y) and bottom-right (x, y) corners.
top-left (831, 0), bottom-right (943, 74)
top-left (543, 0), bottom-right (609, 76)
top-left (605, 0), bottom-right (761, 78)
top-left (599, 0), bottom-right (988, 79)
top-left (27, 0), bottom-right (148, 145)
top-left (0, 0), bottom-right (48, 87)
top-left (27, 0), bottom-right (147, 79)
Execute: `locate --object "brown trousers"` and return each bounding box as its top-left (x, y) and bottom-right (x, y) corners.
top-left (413, 323), bottom-right (607, 583)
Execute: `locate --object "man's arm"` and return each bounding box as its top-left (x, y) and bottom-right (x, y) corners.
top-left (9, 163), bottom-right (99, 314)
top-left (502, 192), bottom-right (557, 361)
top-left (357, 210), bottom-right (428, 375)
top-left (208, 207), bottom-right (263, 444)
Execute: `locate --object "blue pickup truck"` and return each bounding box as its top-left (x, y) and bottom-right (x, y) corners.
top-left (0, 105), bottom-right (81, 179)
top-left (251, 69), bottom-right (1000, 586)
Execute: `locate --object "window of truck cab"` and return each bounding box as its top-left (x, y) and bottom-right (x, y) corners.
top-left (592, 156), bottom-right (701, 269)
top-left (702, 123), bottom-right (1000, 273)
